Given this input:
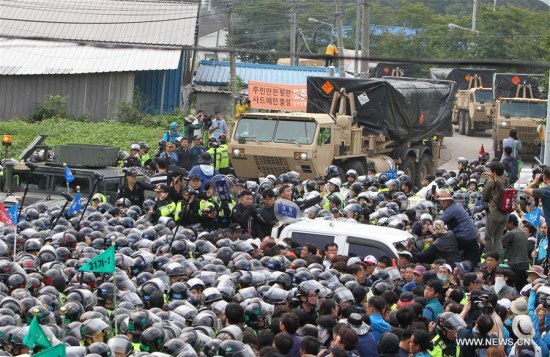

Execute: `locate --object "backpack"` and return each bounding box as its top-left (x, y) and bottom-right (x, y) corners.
top-left (506, 158), bottom-right (519, 181)
top-left (497, 186), bottom-right (517, 213)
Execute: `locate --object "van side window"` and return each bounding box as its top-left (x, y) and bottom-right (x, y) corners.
top-left (347, 236), bottom-right (395, 260)
top-left (318, 128), bottom-right (331, 145)
top-left (291, 232), bottom-right (334, 249)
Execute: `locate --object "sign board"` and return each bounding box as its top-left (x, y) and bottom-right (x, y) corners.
top-left (274, 199), bottom-right (302, 224)
top-left (248, 80), bottom-right (307, 111)
top-left (214, 177), bottom-right (232, 202)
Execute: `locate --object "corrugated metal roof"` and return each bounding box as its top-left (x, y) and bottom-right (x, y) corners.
top-left (193, 60), bottom-right (339, 86)
top-left (0, 0), bottom-right (198, 47)
top-left (0, 38), bottom-right (182, 75)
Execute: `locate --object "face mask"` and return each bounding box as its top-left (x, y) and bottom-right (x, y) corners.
top-left (437, 274), bottom-right (448, 282)
top-left (495, 277), bottom-right (506, 293)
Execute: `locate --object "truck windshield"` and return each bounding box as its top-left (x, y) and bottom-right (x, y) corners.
top-left (274, 120), bottom-right (316, 145)
top-left (500, 101), bottom-right (547, 119)
top-left (474, 91), bottom-right (493, 103)
top-left (233, 118), bottom-right (276, 142)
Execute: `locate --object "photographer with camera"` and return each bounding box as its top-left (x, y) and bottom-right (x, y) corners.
top-left (527, 284), bottom-right (550, 357)
top-left (184, 110), bottom-right (205, 143)
top-left (456, 313), bottom-right (497, 357)
top-left (482, 162), bottom-right (509, 255)
top-left (526, 166), bottom-right (550, 227)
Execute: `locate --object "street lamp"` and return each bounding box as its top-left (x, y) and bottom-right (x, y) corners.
top-left (448, 23), bottom-right (479, 35)
top-left (308, 17), bottom-right (334, 35)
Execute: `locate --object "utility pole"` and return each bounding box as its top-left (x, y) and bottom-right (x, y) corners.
top-left (354, 0), bottom-right (361, 77)
top-left (335, 0), bottom-right (345, 77)
top-left (360, 0), bottom-right (370, 78)
top-left (228, 2), bottom-right (237, 119)
top-left (544, 71), bottom-right (550, 166)
top-left (472, 0), bottom-right (478, 33)
top-left (290, 0), bottom-right (297, 66)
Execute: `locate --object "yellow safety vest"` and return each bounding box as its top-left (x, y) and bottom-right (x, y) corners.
top-left (159, 201), bottom-right (176, 217)
top-left (326, 44), bottom-right (338, 56)
top-left (429, 334), bottom-right (459, 357)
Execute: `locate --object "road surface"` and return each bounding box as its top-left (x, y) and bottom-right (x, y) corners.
top-left (439, 128), bottom-right (493, 171)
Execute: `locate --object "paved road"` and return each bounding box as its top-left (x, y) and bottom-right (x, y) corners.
top-left (439, 127), bottom-right (493, 171)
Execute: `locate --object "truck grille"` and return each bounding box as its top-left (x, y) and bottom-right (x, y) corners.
top-left (254, 156), bottom-right (290, 177)
top-left (516, 126), bottom-right (537, 143)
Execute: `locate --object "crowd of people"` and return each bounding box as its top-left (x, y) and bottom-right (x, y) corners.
top-left (2, 121), bottom-right (550, 357)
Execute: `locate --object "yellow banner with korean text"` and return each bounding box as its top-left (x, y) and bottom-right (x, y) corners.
top-left (248, 80), bottom-right (307, 111)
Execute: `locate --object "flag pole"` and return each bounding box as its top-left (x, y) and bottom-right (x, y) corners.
top-left (63, 163), bottom-right (70, 194)
top-left (60, 306), bottom-right (67, 342)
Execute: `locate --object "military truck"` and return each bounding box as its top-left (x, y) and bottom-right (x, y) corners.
top-left (228, 76), bottom-right (457, 187)
top-left (369, 62), bottom-right (415, 78)
top-left (0, 136), bottom-right (129, 208)
top-left (430, 68), bottom-right (495, 136)
top-left (492, 73), bottom-right (547, 159)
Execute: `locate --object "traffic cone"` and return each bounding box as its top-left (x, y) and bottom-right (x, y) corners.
top-left (479, 144), bottom-right (485, 156)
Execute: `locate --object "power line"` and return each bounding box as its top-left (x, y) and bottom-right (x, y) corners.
top-left (2, 34), bottom-right (549, 69)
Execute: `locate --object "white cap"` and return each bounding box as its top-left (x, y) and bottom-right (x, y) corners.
top-left (130, 144), bottom-right (140, 150)
top-left (497, 298), bottom-right (512, 310)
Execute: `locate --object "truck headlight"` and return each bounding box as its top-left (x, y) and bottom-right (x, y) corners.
top-left (501, 122), bottom-right (508, 127)
top-left (300, 153), bottom-right (308, 160)
top-left (294, 152), bottom-right (308, 160)
top-left (233, 149), bottom-right (245, 156)
top-left (477, 106), bottom-right (483, 111)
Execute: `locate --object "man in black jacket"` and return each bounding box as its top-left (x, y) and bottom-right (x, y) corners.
top-left (175, 137), bottom-right (193, 171)
top-left (232, 190), bottom-right (259, 235)
top-left (255, 189), bottom-right (278, 238)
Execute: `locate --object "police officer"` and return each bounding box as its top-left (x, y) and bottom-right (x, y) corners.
top-left (123, 144), bottom-right (141, 168)
top-left (217, 134), bottom-right (230, 175)
top-left (149, 184), bottom-right (176, 223)
top-left (117, 169), bottom-right (146, 207)
top-left (429, 312), bottom-right (466, 357)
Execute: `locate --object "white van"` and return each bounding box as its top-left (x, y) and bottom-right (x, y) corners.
top-left (273, 219), bottom-right (413, 260)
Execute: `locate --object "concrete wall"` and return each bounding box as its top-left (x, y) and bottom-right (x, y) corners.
top-left (194, 92), bottom-right (231, 116)
top-left (0, 72), bottom-right (134, 121)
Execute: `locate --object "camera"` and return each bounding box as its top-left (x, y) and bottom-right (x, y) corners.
top-left (471, 294), bottom-right (493, 314)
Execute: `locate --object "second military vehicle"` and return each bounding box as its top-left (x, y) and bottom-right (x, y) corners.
top-left (492, 73), bottom-right (547, 159)
top-left (430, 68), bottom-right (495, 136)
top-left (228, 76), bottom-right (457, 186)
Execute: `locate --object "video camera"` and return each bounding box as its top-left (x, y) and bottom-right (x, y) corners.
top-left (470, 294), bottom-right (494, 314)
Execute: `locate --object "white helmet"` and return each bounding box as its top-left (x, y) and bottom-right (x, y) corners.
top-left (420, 213), bottom-right (433, 222)
top-left (328, 177), bottom-right (341, 187)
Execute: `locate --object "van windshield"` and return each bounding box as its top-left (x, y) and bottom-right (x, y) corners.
top-left (233, 118), bottom-right (276, 142)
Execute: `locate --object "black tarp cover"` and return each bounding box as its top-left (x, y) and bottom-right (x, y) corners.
top-left (306, 77), bottom-right (458, 143)
top-left (493, 73), bottom-right (544, 100)
top-left (370, 62), bottom-right (416, 78)
top-left (429, 68), bottom-right (495, 90)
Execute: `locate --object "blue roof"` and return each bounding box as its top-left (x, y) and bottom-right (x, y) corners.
top-left (193, 60), bottom-right (332, 86)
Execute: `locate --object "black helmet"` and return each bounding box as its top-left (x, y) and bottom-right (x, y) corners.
top-left (325, 165), bottom-right (340, 178)
top-left (168, 282), bottom-right (188, 301)
top-left (266, 255), bottom-right (287, 272)
top-left (87, 342), bottom-right (113, 357)
top-left (62, 301), bottom-right (85, 323)
top-left (217, 340), bottom-right (251, 357)
top-left (162, 338), bottom-right (188, 356)
top-left (437, 312), bottom-right (466, 332)
top-left (140, 326), bottom-right (166, 353)
top-left (127, 311), bottom-right (152, 337)
top-left (371, 280), bottom-right (392, 296)
top-left (107, 335), bottom-right (133, 356)
top-left (7, 273), bottom-right (26, 292)
top-left (81, 318), bottom-right (110, 339)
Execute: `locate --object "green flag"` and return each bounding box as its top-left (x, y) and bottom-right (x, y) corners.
top-left (78, 245), bottom-right (115, 273)
top-left (34, 343), bottom-right (66, 357)
top-left (23, 316), bottom-right (52, 350)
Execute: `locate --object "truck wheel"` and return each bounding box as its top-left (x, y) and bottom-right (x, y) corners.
top-left (416, 155), bottom-right (433, 187)
top-left (458, 111), bottom-right (465, 135)
top-left (400, 156), bottom-right (416, 182)
top-left (341, 159), bottom-right (366, 176)
top-left (464, 112), bottom-right (472, 136)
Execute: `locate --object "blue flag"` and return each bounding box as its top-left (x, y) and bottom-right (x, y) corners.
top-left (66, 192), bottom-right (82, 215)
top-left (64, 165), bottom-right (74, 185)
top-left (523, 208), bottom-right (541, 228)
top-left (7, 203), bottom-right (18, 224)
top-left (384, 169), bottom-right (398, 180)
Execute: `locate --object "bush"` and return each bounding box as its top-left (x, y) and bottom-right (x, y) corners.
top-left (116, 101), bottom-right (145, 125)
top-left (28, 95), bottom-right (68, 122)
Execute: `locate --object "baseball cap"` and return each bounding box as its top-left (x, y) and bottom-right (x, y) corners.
top-left (364, 255), bottom-right (377, 265)
top-left (166, 142), bottom-right (175, 148)
top-left (413, 265), bottom-right (426, 276)
top-left (462, 272), bottom-right (479, 286)
top-left (508, 214), bottom-right (519, 225)
top-left (497, 298), bottom-right (512, 310)
top-left (130, 144), bottom-right (140, 150)
top-left (193, 135), bottom-right (201, 140)
top-left (170, 122), bottom-right (178, 128)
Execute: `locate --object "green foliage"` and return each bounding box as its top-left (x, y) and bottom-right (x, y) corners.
top-left (28, 95), bottom-right (68, 123)
top-left (116, 101), bottom-right (145, 125)
top-left (1, 118), bottom-right (166, 158)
